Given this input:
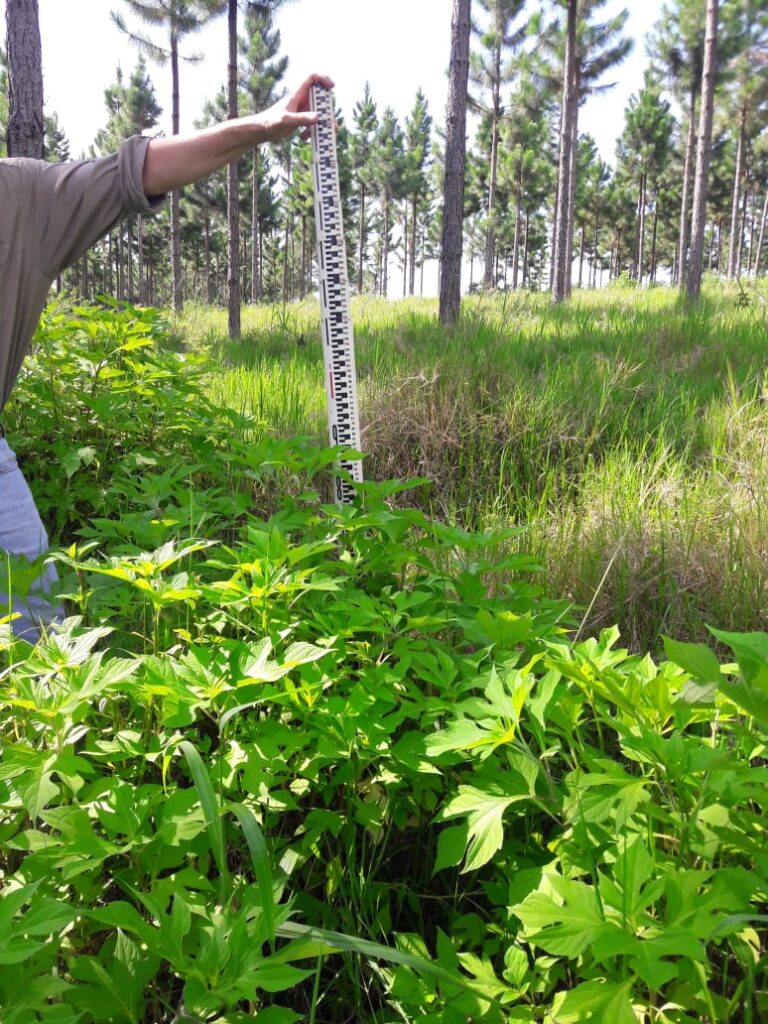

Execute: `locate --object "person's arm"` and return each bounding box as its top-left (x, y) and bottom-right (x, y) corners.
top-left (142, 72), bottom-right (334, 196)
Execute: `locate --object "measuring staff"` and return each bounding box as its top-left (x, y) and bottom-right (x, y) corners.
top-left (310, 84), bottom-right (364, 506)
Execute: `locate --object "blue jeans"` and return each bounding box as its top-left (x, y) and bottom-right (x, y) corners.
top-left (0, 439), bottom-right (60, 640)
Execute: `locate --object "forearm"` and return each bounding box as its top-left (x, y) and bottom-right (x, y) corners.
top-left (141, 73), bottom-right (333, 197)
top-left (142, 116), bottom-right (267, 196)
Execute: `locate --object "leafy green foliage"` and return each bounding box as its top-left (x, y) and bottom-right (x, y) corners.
top-left (1, 302), bottom-right (766, 1021)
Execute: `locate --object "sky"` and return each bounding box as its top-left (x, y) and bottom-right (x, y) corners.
top-left (0, 0), bottom-right (665, 164)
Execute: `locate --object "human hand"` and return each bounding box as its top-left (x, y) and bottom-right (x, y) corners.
top-left (254, 73), bottom-right (335, 143)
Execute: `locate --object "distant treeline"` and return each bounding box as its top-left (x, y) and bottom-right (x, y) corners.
top-left (2, 0), bottom-right (765, 327)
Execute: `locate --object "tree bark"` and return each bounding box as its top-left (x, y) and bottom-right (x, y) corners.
top-left (686, 0), bottom-right (718, 302)
top-left (403, 213), bottom-right (408, 297)
top-left (169, 25), bottom-right (183, 313)
top-left (382, 193), bottom-right (390, 297)
top-left (409, 196), bottom-right (418, 295)
top-left (438, 0), bottom-right (471, 326)
top-left (226, 0), bottom-right (241, 338)
top-left (637, 173), bottom-right (647, 286)
top-left (203, 211), bottom-right (212, 304)
top-left (251, 148), bottom-right (261, 302)
top-left (753, 190), bottom-right (768, 277)
top-left (512, 198), bottom-right (521, 290)
top-left (650, 198), bottom-right (658, 283)
top-left (727, 104), bottom-right (747, 280)
top-left (592, 213), bottom-right (599, 288)
top-left (127, 219), bottom-right (134, 301)
top-left (552, 0), bottom-right (577, 303)
top-left (5, 0), bottom-right (43, 158)
top-left (483, 103), bottom-right (500, 288)
top-left (137, 216), bottom-right (145, 304)
top-left (357, 182), bottom-right (366, 292)
top-left (677, 82), bottom-right (698, 288)
top-left (564, 71), bottom-right (579, 298)
top-left (738, 182), bottom-right (749, 278)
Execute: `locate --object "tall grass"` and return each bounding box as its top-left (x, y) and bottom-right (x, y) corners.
top-left (179, 280), bottom-right (768, 650)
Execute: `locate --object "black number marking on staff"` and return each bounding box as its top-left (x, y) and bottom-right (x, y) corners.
top-left (310, 83), bottom-right (363, 505)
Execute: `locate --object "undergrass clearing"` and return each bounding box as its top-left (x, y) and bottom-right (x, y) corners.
top-left (181, 282), bottom-right (768, 651)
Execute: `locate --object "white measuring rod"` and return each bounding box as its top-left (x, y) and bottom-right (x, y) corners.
top-left (310, 83), bottom-right (363, 505)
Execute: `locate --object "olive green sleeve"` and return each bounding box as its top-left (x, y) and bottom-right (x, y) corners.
top-left (30, 136), bottom-right (165, 279)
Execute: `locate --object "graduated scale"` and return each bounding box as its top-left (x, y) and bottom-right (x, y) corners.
top-left (310, 83), bottom-right (363, 505)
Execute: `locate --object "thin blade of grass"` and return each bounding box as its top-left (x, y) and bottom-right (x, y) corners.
top-left (230, 801), bottom-right (275, 953)
top-left (179, 740), bottom-right (229, 899)
top-left (274, 920), bottom-right (505, 1010)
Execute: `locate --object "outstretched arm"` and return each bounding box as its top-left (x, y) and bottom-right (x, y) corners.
top-left (141, 72), bottom-right (334, 196)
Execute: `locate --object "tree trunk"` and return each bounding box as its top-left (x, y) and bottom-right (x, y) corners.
top-left (578, 222), bottom-right (585, 288)
top-left (686, 0), bottom-right (718, 302)
top-left (552, 0), bottom-right (577, 303)
top-left (382, 193), bottom-right (390, 298)
top-left (409, 196), bottom-right (418, 295)
top-left (226, 0), bottom-right (241, 338)
top-left (745, 192), bottom-right (755, 275)
top-left (678, 81), bottom-right (698, 288)
top-left (564, 71), bottom-right (580, 299)
top-left (438, 0), bottom-right (471, 326)
top-left (738, 182), bottom-right (749, 278)
top-left (522, 210), bottom-right (530, 287)
top-left (403, 213), bottom-right (408, 297)
top-left (137, 216), bottom-right (145, 304)
top-left (420, 219), bottom-right (426, 295)
top-left (727, 104), bottom-right (747, 280)
top-left (117, 228), bottom-right (125, 299)
top-left (127, 219), bottom-right (135, 301)
top-left (169, 26), bottom-right (183, 313)
top-left (300, 214), bottom-right (307, 299)
top-left (251, 148), bottom-right (260, 302)
top-left (753, 190), bottom-right (768, 277)
top-left (203, 212), bottom-right (212, 304)
top-left (650, 198), bottom-right (658, 283)
top-left (592, 214), bottom-right (599, 288)
top-left (483, 104), bottom-right (500, 288)
top-left (637, 173), bottom-right (647, 286)
top-left (5, 0), bottom-right (43, 158)
top-left (357, 183), bottom-right (366, 292)
top-left (550, 102), bottom-right (565, 291)
top-left (282, 152), bottom-right (292, 304)
top-left (512, 198), bottom-right (521, 290)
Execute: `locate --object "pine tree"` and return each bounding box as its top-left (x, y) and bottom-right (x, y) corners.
top-left (43, 111), bottom-right (69, 162)
top-left (722, 0), bottom-right (768, 279)
top-left (440, 0), bottom-right (472, 325)
top-left (687, 0), bottom-right (719, 300)
top-left (648, 0), bottom-right (706, 285)
top-left (499, 67), bottom-right (556, 289)
top-left (617, 70), bottom-right (675, 284)
top-left (374, 108), bottom-right (406, 298)
top-left (403, 89), bottom-right (433, 296)
top-left (549, 0), bottom-right (632, 301)
top-left (112, 0), bottom-right (224, 312)
top-left (469, 0), bottom-right (527, 288)
top-left (351, 83), bottom-right (378, 293)
top-left (239, 3), bottom-right (287, 303)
